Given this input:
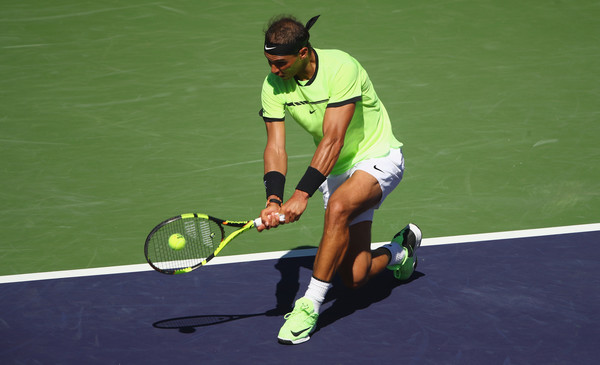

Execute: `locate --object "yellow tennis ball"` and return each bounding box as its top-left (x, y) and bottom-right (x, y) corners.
top-left (168, 233), bottom-right (186, 250)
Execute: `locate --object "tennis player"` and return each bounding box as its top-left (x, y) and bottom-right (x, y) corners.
top-left (257, 15), bottom-right (422, 345)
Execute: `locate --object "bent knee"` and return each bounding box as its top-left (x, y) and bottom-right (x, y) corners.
top-left (325, 198), bottom-right (353, 222)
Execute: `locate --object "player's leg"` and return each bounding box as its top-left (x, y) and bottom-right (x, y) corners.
top-left (311, 170), bottom-right (382, 282)
top-left (278, 149), bottom-right (408, 344)
top-left (336, 148), bottom-right (415, 286)
top-left (277, 170), bottom-right (381, 345)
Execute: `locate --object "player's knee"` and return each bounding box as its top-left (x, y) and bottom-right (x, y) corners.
top-left (325, 198), bottom-right (352, 222)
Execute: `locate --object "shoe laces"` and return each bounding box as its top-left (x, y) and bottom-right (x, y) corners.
top-left (284, 301), bottom-right (312, 319)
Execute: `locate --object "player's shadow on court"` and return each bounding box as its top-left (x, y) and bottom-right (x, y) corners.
top-left (266, 246), bottom-right (425, 334)
top-left (152, 246), bottom-right (423, 333)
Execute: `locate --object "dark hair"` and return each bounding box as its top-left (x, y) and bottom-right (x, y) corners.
top-left (264, 15), bottom-right (311, 54)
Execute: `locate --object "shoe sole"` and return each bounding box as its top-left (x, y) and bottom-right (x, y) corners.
top-left (278, 335), bottom-right (311, 345)
top-left (407, 223), bottom-right (422, 252)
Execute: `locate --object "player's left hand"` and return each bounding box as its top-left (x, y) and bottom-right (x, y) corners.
top-left (258, 204), bottom-right (281, 232)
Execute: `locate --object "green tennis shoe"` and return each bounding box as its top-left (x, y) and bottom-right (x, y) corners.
top-left (277, 297), bottom-right (318, 345)
top-left (387, 223), bottom-right (422, 280)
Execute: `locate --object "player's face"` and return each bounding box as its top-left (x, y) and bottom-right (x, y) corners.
top-left (265, 53), bottom-right (299, 79)
top-left (265, 48), bottom-right (308, 80)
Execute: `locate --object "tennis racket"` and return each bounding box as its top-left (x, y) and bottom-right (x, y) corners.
top-left (144, 213), bottom-right (283, 275)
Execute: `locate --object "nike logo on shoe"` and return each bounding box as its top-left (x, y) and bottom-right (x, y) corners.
top-left (290, 327), bottom-right (312, 337)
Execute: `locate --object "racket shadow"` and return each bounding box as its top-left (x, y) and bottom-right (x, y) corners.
top-left (153, 313), bottom-right (266, 333)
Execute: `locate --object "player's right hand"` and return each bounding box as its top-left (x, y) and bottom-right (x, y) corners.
top-left (280, 190), bottom-right (309, 224)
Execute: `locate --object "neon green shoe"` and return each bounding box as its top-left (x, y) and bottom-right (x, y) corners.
top-left (387, 223), bottom-right (422, 280)
top-left (277, 297), bottom-right (318, 345)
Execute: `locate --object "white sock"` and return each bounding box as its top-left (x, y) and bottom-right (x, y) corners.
top-left (304, 276), bottom-right (332, 313)
top-left (382, 242), bottom-right (407, 266)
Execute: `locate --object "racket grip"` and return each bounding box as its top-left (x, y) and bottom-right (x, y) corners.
top-left (253, 214), bottom-right (286, 227)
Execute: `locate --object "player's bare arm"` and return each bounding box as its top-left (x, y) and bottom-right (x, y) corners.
top-left (259, 121), bottom-right (287, 231)
top-left (310, 102), bottom-right (355, 174)
top-left (263, 120), bottom-right (287, 180)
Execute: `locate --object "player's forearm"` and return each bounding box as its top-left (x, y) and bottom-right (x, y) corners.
top-left (264, 144), bottom-right (287, 175)
top-left (263, 121), bottom-right (287, 175)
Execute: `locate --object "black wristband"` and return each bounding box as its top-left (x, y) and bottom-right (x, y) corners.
top-left (267, 198), bottom-right (282, 207)
top-left (296, 166), bottom-right (326, 197)
top-left (264, 171), bottom-right (285, 200)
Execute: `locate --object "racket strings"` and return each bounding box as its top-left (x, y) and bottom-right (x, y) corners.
top-left (147, 217), bottom-right (222, 273)
top-left (198, 220), bottom-right (215, 247)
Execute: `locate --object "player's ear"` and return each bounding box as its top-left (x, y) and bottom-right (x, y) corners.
top-left (298, 47), bottom-right (309, 59)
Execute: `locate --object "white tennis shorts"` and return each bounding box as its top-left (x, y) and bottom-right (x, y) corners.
top-left (318, 148), bottom-right (405, 225)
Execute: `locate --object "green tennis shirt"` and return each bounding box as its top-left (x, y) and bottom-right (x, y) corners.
top-left (260, 48), bottom-right (402, 175)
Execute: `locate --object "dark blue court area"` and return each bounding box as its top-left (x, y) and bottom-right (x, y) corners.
top-left (1, 231), bottom-right (599, 364)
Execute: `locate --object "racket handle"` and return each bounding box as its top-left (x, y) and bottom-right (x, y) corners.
top-left (253, 214), bottom-right (286, 227)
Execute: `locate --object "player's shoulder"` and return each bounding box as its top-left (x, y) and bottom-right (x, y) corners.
top-left (315, 48), bottom-right (356, 64)
top-left (316, 48), bottom-right (362, 80)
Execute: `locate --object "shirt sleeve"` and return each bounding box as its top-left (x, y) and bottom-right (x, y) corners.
top-left (327, 60), bottom-right (362, 108)
top-left (260, 75), bottom-right (285, 122)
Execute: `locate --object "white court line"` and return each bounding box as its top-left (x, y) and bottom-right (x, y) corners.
top-left (1, 223), bottom-right (598, 284)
